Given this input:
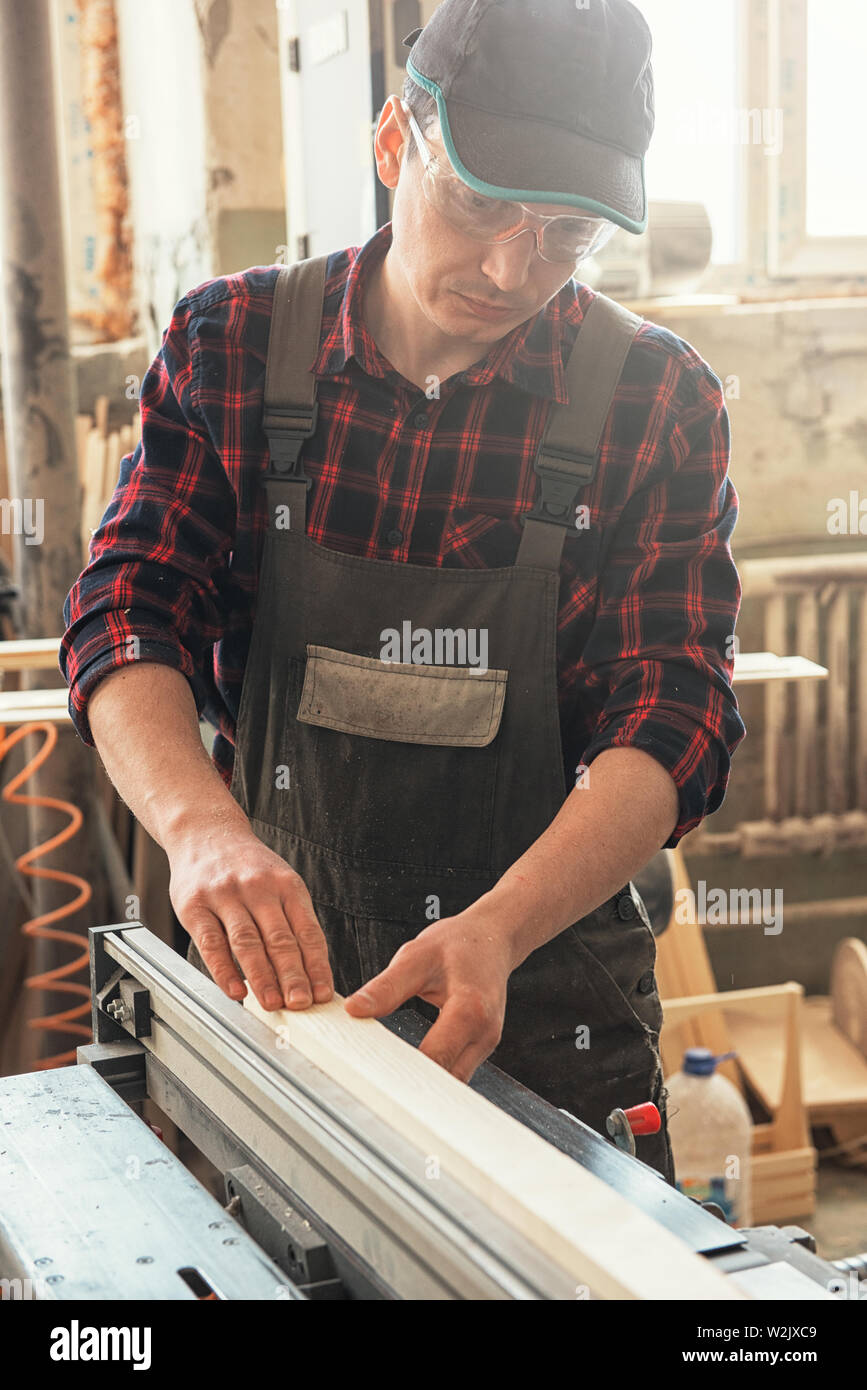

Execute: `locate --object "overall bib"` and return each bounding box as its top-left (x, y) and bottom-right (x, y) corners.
top-left (198, 257), bottom-right (674, 1183)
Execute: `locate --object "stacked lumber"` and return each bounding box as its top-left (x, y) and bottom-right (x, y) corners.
top-left (76, 395), bottom-right (141, 557)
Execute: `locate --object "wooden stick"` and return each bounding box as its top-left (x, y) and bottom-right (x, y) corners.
top-left (75, 414), bottom-right (93, 490)
top-left (795, 593), bottom-right (820, 816)
top-left (94, 394), bottom-right (109, 436)
top-left (763, 595), bottom-right (788, 820)
top-left (103, 428), bottom-right (121, 505)
top-left (741, 553), bottom-right (867, 596)
top-left (0, 637), bottom-right (62, 670)
top-left (827, 588), bottom-right (850, 815)
top-left (245, 993), bottom-right (742, 1301)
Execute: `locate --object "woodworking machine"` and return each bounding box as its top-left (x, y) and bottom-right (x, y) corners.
top-left (0, 924), bottom-right (859, 1300)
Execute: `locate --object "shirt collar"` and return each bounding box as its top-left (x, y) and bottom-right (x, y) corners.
top-left (313, 222), bottom-right (581, 405)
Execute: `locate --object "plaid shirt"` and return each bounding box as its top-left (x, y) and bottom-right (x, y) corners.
top-left (61, 222), bottom-right (744, 847)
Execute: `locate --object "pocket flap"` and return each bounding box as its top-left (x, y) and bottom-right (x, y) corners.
top-left (297, 644), bottom-right (507, 747)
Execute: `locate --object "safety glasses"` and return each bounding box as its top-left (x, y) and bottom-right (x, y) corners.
top-left (406, 109), bottom-right (618, 266)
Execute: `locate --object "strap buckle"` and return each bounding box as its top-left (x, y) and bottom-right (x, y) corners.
top-left (520, 445), bottom-right (598, 528)
top-left (263, 404), bottom-right (319, 485)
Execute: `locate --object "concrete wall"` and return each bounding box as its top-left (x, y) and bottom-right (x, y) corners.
top-left (646, 299), bottom-right (867, 557)
top-left (116, 0), bottom-right (286, 353)
top-left (197, 0), bottom-right (287, 276)
top-left (116, 0), bottom-right (210, 351)
top-left (655, 299), bottom-right (867, 992)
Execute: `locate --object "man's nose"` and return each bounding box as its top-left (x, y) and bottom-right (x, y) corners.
top-left (479, 228), bottom-right (539, 292)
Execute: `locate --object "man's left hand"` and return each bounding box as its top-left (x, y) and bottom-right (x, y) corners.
top-left (343, 912), bottom-right (514, 1082)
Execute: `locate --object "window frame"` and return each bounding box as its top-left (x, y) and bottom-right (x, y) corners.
top-left (763, 0), bottom-right (867, 279)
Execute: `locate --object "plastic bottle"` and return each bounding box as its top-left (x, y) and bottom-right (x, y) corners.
top-left (667, 1047), bottom-right (753, 1226)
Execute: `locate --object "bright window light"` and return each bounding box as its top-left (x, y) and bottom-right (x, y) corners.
top-left (806, 0), bottom-right (867, 237)
top-left (635, 0), bottom-right (741, 264)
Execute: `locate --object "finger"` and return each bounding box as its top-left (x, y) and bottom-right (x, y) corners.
top-left (220, 907), bottom-right (284, 1011)
top-left (246, 901), bottom-right (315, 1009)
top-left (440, 1040), bottom-right (488, 1084)
top-left (280, 880), bottom-right (334, 1003)
top-left (418, 996), bottom-right (499, 1079)
top-left (184, 909), bottom-right (247, 1001)
top-left (344, 944), bottom-right (430, 1019)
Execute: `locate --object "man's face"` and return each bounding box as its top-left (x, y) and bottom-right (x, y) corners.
top-left (376, 99), bottom-right (581, 345)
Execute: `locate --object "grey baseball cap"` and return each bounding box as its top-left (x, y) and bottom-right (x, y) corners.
top-left (404, 0), bottom-right (655, 233)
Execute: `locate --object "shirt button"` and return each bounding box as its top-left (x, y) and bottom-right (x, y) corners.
top-left (385, 528), bottom-right (403, 546)
top-left (412, 411), bottom-right (430, 429)
top-left (617, 894), bottom-right (637, 921)
top-left (637, 970), bottom-right (656, 995)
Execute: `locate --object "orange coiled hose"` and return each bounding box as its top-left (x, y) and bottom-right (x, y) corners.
top-left (1, 720), bottom-right (93, 1069)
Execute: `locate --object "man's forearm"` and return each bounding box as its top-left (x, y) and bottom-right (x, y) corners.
top-left (475, 746), bottom-right (679, 969)
top-left (87, 663), bottom-right (247, 851)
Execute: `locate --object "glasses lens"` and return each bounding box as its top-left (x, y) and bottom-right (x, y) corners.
top-left (421, 159), bottom-right (617, 263)
top-left (539, 216), bottom-right (618, 264)
top-left (424, 163), bottom-right (524, 238)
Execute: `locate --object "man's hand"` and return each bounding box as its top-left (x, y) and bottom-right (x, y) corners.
top-left (344, 910), bottom-right (514, 1082)
top-left (343, 749), bottom-right (680, 1082)
top-left (167, 821), bottom-right (335, 1012)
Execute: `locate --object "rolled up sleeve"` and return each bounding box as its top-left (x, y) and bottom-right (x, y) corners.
top-left (60, 294), bottom-right (236, 745)
top-left (578, 355), bottom-right (745, 846)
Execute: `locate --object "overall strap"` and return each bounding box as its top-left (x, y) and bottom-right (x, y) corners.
top-left (263, 255), bottom-right (329, 531)
top-left (516, 293), bottom-right (643, 571)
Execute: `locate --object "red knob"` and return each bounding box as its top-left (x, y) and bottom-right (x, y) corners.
top-left (623, 1102), bottom-right (661, 1136)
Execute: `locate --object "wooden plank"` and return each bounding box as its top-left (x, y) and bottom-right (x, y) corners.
top-left (729, 999), bottom-right (867, 1115)
top-left (94, 394), bottom-right (109, 436)
top-left (733, 651), bottom-right (827, 685)
top-left (752, 1192), bottom-right (816, 1224)
top-left (245, 993), bottom-right (742, 1301)
top-left (75, 414), bottom-right (92, 490)
top-left (0, 689), bottom-right (71, 725)
top-left (103, 429), bottom-right (121, 505)
top-left (655, 846), bottom-right (736, 1082)
top-left (795, 595), bottom-right (821, 815)
top-left (763, 596), bottom-right (789, 819)
top-left (82, 428), bottom-right (108, 553)
top-left (826, 589), bottom-right (851, 815)
top-left (0, 637), bottom-right (62, 670)
top-left (740, 553), bottom-right (867, 598)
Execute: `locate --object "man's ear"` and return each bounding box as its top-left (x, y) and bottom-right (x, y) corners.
top-left (374, 95), bottom-right (408, 191)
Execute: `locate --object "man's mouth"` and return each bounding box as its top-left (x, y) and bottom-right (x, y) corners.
top-left (456, 292), bottom-right (518, 320)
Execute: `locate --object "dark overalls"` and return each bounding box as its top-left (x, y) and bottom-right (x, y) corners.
top-left (190, 256), bottom-right (674, 1183)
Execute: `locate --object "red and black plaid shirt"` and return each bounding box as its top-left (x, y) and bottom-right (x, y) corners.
top-left (61, 223), bottom-right (744, 846)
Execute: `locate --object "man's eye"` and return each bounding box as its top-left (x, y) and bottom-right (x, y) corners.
top-left (453, 184), bottom-right (492, 213)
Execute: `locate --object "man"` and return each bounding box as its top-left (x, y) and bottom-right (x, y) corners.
top-left (61, 0), bottom-right (744, 1181)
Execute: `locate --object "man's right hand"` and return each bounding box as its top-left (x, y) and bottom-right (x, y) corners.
top-left (167, 821), bottom-right (335, 1012)
top-left (85, 664), bottom-right (334, 1014)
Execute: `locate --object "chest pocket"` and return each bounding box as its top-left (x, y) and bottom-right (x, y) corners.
top-left (441, 508), bottom-right (521, 569)
top-left (280, 645), bottom-right (508, 873)
top-left (442, 506), bottom-right (604, 591)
